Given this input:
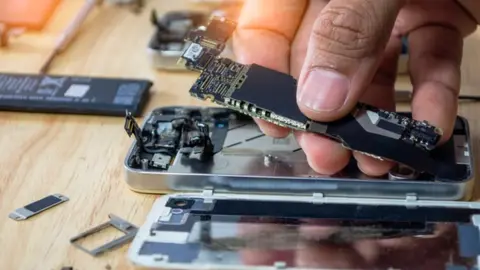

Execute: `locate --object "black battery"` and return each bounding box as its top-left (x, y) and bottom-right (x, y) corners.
top-left (0, 73), bottom-right (152, 116)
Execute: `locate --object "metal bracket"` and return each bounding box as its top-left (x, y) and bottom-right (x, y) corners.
top-left (70, 214), bottom-right (138, 256)
top-left (202, 187), bottom-right (214, 197)
top-left (311, 192), bottom-right (325, 204)
top-left (9, 194), bottom-right (69, 221)
top-left (405, 193), bottom-right (418, 201)
top-left (202, 187), bottom-right (215, 203)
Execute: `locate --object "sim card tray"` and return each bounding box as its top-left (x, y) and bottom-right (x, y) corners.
top-left (70, 214), bottom-right (138, 256)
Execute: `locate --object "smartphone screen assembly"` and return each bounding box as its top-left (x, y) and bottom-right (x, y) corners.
top-left (129, 194), bottom-right (480, 270)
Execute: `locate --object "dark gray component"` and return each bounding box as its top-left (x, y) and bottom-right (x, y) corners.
top-left (0, 73), bottom-right (151, 117)
top-left (149, 10), bottom-right (206, 51)
top-left (229, 64), bottom-right (306, 125)
top-left (311, 109), bottom-right (467, 180)
top-left (9, 194), bottom-right (69, 221)
top-left (151, 153), bottom-right (171, 169)
top-left (138, 242), bottom-right (200, 262)
top-left (458, 224), bottom-right (480, 257)
top-left (148, 9), bottom-right (208, 71)
top-left (70, 214), bottom-right (138, 257)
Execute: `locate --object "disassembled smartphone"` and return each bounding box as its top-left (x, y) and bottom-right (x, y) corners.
top-left (123, 106), bottom-right (474, 201)
top-left (128, 193), bottom-right (480, 270)
top-left (126, 16), bottom-right (479, 269)
top-left (147, 11), bottom-right (235, 71)
top-left (147, 10), bottom-right (208, 71)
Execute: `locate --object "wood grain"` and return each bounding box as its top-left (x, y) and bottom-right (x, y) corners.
top-left (0, 1), bottom-right (478, 269)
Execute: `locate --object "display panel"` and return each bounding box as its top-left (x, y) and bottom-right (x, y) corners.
top-left (130, 195), bottom-right (480, 270)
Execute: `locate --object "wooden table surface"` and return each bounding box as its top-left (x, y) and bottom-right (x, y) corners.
top-left (0, 1), bottom-right (479, 269)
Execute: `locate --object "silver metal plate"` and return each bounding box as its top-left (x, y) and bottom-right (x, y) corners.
top-left (128, 193), bottom-right (480, 270)
top-left (124, 107), bottom-right (475, 201)
top-left (9, 194), bottom-right (69, 221)
top-left (70, 214), bottom-right (138, 257)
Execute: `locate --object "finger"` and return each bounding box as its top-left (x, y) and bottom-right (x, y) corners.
top-left (355, 155), bottom-right (393, 176)
top-left (296, 0), bottom-right (405, 121)
top-left (407, 26), bottom-right (463, 143)
top-left (295, 131), bottom-right (351, 175)
top-left (395, 0), bottom-right (477, 38)
top-left (290, 0), bottom-right (396, 176)
top-left (288, 0), bottom-right (353, 175)
top-left (296, 35), bottom-right (402, 177)
top-left (290, 0), bottom-right (329, 78)
top-left (353, 35), bottom-right (402, 176)
top-left (256, 119), bottom-right (291, 138)
top-left (233, 0), bottom-right (307, 138)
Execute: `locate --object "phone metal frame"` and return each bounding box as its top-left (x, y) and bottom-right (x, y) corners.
top-left (123, 106), bottom-right (476, 201)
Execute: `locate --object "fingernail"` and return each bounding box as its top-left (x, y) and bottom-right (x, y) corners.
top-left (298, 69), bottom-right (350, 112)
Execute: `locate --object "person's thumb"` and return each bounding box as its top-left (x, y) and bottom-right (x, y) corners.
top-left (297, 0), bottom-right (405, 121)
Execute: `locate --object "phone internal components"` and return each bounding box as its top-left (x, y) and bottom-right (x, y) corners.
top-left (124, 108), bottom-right (225, 171)
top-left (9, 194), bottom-right (69, 221)
top-left (70, 214), bottom-right (138, 257)
top-left (148, 10), bottom-right (208, 70)
top-left (150, 9), bottom-right (206, 51)
top-left (176, 17), bottom-right (466, 180)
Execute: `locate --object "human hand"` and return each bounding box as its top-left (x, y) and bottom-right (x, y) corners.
top-left (232, 0), bottom-right (477, 176)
